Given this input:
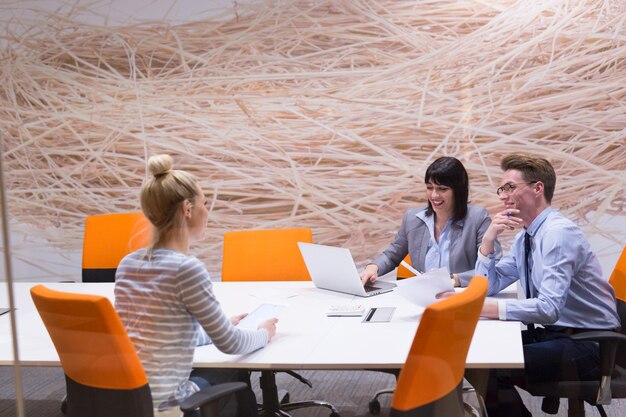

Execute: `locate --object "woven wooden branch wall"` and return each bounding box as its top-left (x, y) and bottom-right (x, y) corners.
top-left (1, 0), bottom-right (624, 274)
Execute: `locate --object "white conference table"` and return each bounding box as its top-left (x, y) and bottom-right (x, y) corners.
top-left (1, 281), bottom-right (523, 414)
top-left (0, 281), bottom-right (523, 370)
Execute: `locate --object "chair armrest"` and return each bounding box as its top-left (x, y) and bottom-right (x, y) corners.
top-left (179, 382), bottom-right (247, 413)
top-left (570, 330), bottom-right (626, 376)
top-left (569, 330), bottom-right (626, 405)
top-left (570, 331), bottom-right (626, 343)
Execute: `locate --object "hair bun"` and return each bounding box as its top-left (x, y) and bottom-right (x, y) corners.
top-left (147, 154), bottom-right (173, 178)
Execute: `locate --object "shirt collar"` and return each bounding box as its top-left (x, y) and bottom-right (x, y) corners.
top-left (415, 208), bottom-right (465, 227)
top-left (525, 207), bottom-right (553, 237)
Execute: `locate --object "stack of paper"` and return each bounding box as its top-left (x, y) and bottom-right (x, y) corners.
top-left (394, 267), bottom-right (454, 307)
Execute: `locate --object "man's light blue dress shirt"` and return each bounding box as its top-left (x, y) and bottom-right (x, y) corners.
top-left (476, 207), bottom-right (620, 329)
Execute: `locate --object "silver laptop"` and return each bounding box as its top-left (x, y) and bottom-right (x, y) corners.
top-left (298, 242), bottom-right (396, 297)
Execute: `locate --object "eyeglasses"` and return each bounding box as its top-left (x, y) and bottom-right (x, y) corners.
top-left (496, 181), bottom-right (537, 196)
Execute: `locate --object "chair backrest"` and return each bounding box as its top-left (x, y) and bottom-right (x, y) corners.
top-left (221, 228), bottom-right (313, 281)
top-left (31, 285), bottom-right (153, 417)
top-left (82, 212), bottom-right (151, 282)
top-left (391, 276), bottom-right (488, 416)
top-left (608, 245), bottom-right (626, 368)
top-left (397, 254), bottom-right (415, 279)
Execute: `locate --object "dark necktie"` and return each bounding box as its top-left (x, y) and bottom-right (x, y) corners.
top-left (524, 232), bottom-right (533, 298)
top-left (524, 232), bottom-right (535, 333)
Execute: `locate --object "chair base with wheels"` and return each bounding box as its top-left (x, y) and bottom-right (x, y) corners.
top-left (257, 370), bottom-right (339, 417)
top-left (369, 380), bottom-right (485, 416)
top-left (368, 388), bottom-right (389, 414)
top-left (528, 362), bottom-right (626, 417)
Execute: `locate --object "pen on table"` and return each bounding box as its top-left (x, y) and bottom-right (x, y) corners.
top-left (400, 260), bottom-right (422, 277)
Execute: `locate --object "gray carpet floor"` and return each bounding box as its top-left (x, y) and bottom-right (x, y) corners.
top-left (1, 366), bottom-right (625, 416)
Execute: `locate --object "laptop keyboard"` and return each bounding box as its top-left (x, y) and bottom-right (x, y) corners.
top-left (364, 285), bottom-right (380, 293)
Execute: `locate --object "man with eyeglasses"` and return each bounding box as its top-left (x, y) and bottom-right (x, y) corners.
top-left (472, 153), bottom-right (620, 417)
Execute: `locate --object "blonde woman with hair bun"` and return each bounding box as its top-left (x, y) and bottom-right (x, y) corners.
top-left (115, 154), bottom-right (277, 417)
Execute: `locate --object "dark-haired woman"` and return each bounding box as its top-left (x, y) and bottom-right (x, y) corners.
top-left (360, 156), bottom-right (500, 287)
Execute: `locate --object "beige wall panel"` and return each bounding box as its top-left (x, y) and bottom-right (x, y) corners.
top-left (1, 0), bottom-right (624, 279)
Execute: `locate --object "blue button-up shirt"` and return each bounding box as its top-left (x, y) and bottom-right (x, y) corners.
top-left (476, 207), bottom-right (620, 328)
top-left (416, 211), bottom-right (452, 273)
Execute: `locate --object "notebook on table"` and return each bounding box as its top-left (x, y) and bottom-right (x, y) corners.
top-left (298, 242), bottom-right (396, 297)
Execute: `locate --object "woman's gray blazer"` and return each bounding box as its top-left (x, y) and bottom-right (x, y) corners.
top-left (372, 204), bottom-right (500, 287)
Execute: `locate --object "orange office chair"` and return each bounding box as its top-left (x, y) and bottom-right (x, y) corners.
top-left (390, 276), bottom-right (487, 417)
top-left (222, 228), bottom-right (312, 281)
top-left (396, 254), bottom-right (415, 279)
top-left (82, 212), bottom-right (151, 282)
top-left (31, 284), bottom-right (247, 417)
top-left (221, 228), bottom-right (338, 417)
top-left (369, 256), bottom-right (475, 414)
top-left (526, 245), bottom-right (626, 417)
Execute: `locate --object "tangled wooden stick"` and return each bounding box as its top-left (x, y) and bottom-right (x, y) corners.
top-left (1, 0), bottom-right (624, 275)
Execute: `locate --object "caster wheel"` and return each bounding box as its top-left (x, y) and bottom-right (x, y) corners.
top-left (368, 398), bottom-right (381, 414)
top-left (278, 389), bottom-right (290, 404)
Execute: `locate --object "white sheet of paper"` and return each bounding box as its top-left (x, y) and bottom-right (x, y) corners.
top-left (237, 303), bottom-right (286, 330)
top-left (394, 267), bottom-right (454, 307)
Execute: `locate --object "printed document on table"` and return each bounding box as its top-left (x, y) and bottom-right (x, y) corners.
top-left (395, 267), bottom-right (454, 307)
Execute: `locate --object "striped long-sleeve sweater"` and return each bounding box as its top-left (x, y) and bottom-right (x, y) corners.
top-left (114, 248), bottom-right (268, 413)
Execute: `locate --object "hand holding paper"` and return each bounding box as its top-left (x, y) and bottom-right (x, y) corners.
top-left (394, 267), bottom-right (454, 307)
